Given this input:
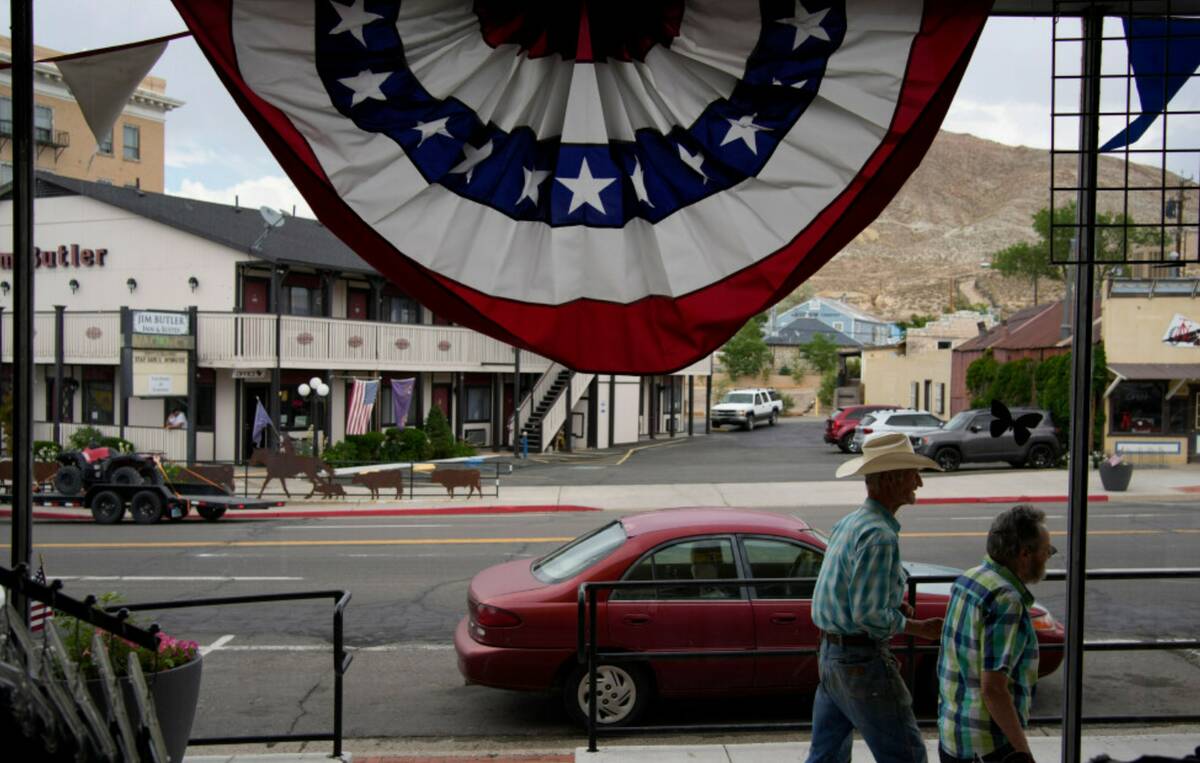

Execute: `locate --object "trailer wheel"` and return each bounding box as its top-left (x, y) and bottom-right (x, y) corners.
top-left (130, 490), bottom-right (164, 524)
top-left (55, 465), bottom-right (84, 496)
top-left (197, 506), bottom-right (227, 522)
top-left (90, 490), bottom-right (124, 524)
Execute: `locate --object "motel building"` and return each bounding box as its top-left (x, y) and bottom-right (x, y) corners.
top-left (0, 172), bottom-right (713, 463)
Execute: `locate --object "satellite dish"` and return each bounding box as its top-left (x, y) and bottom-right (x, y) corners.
top-left (259, 206), bottom-right (285, 228)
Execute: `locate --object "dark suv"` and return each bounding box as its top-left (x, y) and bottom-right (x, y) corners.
top-left (824, 404), bottom-right (900, 453)
top-left (912, 407), bottom-right (1060, 471)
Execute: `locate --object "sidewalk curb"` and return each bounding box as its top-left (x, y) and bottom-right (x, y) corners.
top-left (916, 494), bottom-right (1109, 505)
top-left (0, 505), bottom-right (601, 522)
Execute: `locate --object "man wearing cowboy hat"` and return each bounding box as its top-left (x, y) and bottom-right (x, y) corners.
top-left (806, 432), bottom-right (944, 763)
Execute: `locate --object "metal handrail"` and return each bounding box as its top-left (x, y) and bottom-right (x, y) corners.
top-left (108, 589), bottom-right (353, 758)
top-left (577, 568), bottom-right (1200, 753)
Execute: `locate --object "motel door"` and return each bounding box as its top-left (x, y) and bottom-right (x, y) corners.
top-left (431, 385), bottom-right (451, 419)
top-left (347, 289), bottom-right (369, 320)
top-left (243, 278), bottom-right (269, 313)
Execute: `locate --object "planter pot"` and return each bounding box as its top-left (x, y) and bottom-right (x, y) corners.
top-left (87, 654), bottom-right (202, 763)
top-left (1098, 461), bottom-right (1133, 492)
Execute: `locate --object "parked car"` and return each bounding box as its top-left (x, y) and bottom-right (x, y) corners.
top-left (454, 508), bottom-right (1065, 727)
top-left (824, 404), bottom-right (899, 453)
top-left (850, 409), bottom-right (944, 453)
top-left (913, 407), bottom-right (1060, 471)
top-left (710, 389), bottom-right (778, 430)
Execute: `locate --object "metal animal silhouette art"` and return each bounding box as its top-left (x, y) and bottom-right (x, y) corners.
top-left (430, 468), bottom-right (482, 499)
top-left (248, 447), bottom-right (332, 499)
top-left (990, 400), bottom-right (1042, 447)
top-left (351, 469), bottom-right (406, 500)
top-left (309, 475), bottom-right (347, 500)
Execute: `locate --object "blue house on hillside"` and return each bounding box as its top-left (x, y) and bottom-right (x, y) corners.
top-left (773, 297), bottom-right (901, 346)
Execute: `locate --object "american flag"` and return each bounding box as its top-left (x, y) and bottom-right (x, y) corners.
top-left (345, 379), bottom-right (380, 435)
top-left (30, 558), bottom-right (53, 633)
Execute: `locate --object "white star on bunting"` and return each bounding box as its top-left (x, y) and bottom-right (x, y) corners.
top-left (517, 167), bottom-right (551, 206)
top-left (556, 158), bottom-right (616, 215)
top-left (778, 2), bottom-right (830, 50)
top-left (329, 0), bottom-right (383, 46)
top-left (412, 117), bottom-right (452, 147)
top-left (721, 114), bottom-right (770, 155)
top-left (772, 77), bottom-right (810, 89)
top-left (339, 69), bottom-right (391, 107)
top-left (677, 145), bottom-right (709, 184)
top-left (630, 159), bottom-right (653, 207)
top-left (450, 140), bottom-right (493, 184)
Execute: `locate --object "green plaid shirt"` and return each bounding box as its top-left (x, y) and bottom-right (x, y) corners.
top-left (811, 499), bottom-right (908, 640)
top-left (938, 556), bottom-right (1039, 758)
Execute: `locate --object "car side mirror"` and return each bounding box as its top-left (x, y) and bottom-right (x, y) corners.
top-left (968, 425), bottom-right (980, 433)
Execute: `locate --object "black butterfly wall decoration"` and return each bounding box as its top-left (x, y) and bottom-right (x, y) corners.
top-left (990, 400), bottom-right (1042, 446)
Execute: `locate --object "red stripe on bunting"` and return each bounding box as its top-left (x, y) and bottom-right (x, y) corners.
top-left (171, 0), bottom-right (990, 374)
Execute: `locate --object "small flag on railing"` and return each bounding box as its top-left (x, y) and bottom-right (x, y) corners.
top-left (252, 398), bottom-right (273, 447)
top-left (30, 557), bottom-right (53, 633)
top-left (391, 378), bottom-right (415, 431)
top-left (346, 379), bottom-right (380, 435)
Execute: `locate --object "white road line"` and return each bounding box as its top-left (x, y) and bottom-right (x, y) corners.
top-left (279, 524), bottom-right (454, 530)
top-left (201, 634), bottom-right (236, 656)
top-left (55, 575), bottom-right (304, 582)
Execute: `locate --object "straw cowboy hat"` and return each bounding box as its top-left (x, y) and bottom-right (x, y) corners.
top-left (835, 431), bottom-right (941, 479)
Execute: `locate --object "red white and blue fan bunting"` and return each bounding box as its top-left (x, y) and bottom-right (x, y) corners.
top-left (172, 0), bottom-right (989, 373)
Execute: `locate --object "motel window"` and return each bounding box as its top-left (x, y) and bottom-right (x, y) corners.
top-left (937, 340), bottom-right (952, 349)
top-left (1111, 382), bottom-right (1166, 434)
top-left (935, 383), bottom-right (945, 415)
top-left (97, 131), bottom-right (113, 155)
top-left (83, 374), bottom-right (115, 426)
top-left (123, 124), bottom-right (141, 160)
top-left (909, 381), bottom-right (918, 410)
top-left (383, 294), bottom-right (420, 324)
top-left (35, 105), bottom-right (53, 143)
top-left (44, 375), bottom-right (76, 423)
top-left (466, 384), bottom-right (491, 422)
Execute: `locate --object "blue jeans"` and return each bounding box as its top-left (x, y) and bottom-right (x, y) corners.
top-left (805, 640), bottom-right (927, 763)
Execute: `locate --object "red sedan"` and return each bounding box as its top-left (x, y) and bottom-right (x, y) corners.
top-left (455, 508), bottom-right (1065, 726)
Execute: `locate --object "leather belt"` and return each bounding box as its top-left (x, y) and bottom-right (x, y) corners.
top-left (820, 631), bottom-right (879, 647)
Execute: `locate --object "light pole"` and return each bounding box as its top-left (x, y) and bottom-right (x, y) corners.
top-left (298, 376), bottom-right (330, 459)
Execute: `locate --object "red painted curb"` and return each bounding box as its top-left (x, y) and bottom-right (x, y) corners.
top-left (917, 495), bottom-right (1109, 505)
top-left (0, 505), bottom-right (600, 522)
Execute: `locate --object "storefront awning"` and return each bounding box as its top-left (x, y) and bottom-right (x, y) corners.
top-left (1108, 363), bottom-right (1200, 381)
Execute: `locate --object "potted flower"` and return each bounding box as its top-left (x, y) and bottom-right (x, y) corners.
top-left (1097, 453), bottom-right (1133, 492)
top-left (56, 596), bottom-right (202, 763)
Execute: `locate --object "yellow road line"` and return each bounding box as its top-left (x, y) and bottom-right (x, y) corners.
top-left (36, 536), bottom-right (575, 550)
top-left (616, 439), bottom-right (686, 466)
top-left (901, 529), bottom-right (1168, 539)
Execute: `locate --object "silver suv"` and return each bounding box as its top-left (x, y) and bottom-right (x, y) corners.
top-left (912, 407), bottom-right (1060, 471)
top-left (851, 409), bottom-right (944, 453)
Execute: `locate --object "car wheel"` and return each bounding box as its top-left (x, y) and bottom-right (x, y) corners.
top-left (130, 490), bottom-right (164, 524)
top-left (769, 411), bottom-right (778, 426)
top-left (110, 466), bottom-right (144, 486)
top-left (745, 416), bottom-right (755, 432)
top-left (90, 490), bottom-right (124, 524)
top-left (54, 465), bottom-right (84, 496)
top-left (1026, 444), bottom-right (1055, 469)
top-left (837, 433), bottom-right (854, 453)
top-left (935, 447), bottom-right (961, 472)
top-left (564, 662), bottom-right (651, 728)
top-left (198, 506), bottom-right (227, 521)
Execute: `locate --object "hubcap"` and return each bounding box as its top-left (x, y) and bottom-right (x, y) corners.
top-left (577, 665), bottom-right (637, 724)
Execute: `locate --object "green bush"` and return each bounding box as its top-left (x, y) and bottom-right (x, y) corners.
top-left (68, 426), bottom-right (107, 450)
top-left (423, 408), bottom-right (456, 459)
top-left (98, 436), bottom-right (134, 454)
top-left (33, 440), bottom-right (61, 461)
top-left (320, 440), bottom-right (360, 465)
top-left (780, 393), bottom-right (795, 414)
top-left (818, 369), bottom-right (837, 409)
top-left (380, 427), bottom-right (430, 462)
top-left (451, 440), bottom-right (478, 458)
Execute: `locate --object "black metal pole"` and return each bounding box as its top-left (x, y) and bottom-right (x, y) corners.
top-left (187, 305), bottom-right (198, 465)
top-left (270, 267), bottom-right (283, 450)
top-left (53, 305), bottom-right (64, 445)
top-left (9, 0), bottom-right (35, 619)
top-left (607, 375), bottom-right (615, 448)
top-left (704, 375), bottom-right (712, 434)
top-left (513, 349), bottom-right (521, 457)
top-left (565, 374), bottom-right (572, 452)
top-left (1062, 12), bottom-right (1102, 763)
top-left (688, 375), bottom-right (694, 436)
top-left (668, 375), bottom-right (676, 438)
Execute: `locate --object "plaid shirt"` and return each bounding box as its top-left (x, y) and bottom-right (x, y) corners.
top-left (938, 556), bottom-right (1039, 758)
top-left (811, 498), bottom-right (908, 640)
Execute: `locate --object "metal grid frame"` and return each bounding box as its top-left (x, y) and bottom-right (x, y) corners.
top-left (1051, 1), bottom-right (1200, 267)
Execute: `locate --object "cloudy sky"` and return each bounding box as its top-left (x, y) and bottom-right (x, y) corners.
top-left (2, 4), bottom-right (1194, 218)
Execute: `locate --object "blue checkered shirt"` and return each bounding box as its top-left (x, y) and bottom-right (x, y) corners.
top-left (811, 498), bottom-right (907, 640)
top-left (938, 556), bottom-right (1039, 758)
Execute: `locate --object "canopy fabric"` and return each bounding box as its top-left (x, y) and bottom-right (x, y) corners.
top-left (172, 0), bottom-right (989, 372)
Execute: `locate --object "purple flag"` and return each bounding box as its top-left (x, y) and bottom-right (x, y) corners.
top-left (391, 378), bottom-right (416, 431)
top-left (252, 398), bottom-right (273, 447)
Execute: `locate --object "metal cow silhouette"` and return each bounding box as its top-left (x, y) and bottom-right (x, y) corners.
top-left (430, 468), bottom-right (482, 498)
top-left (248, 447), bottom-right (332, 499)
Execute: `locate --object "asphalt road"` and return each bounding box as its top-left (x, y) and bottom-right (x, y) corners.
top-left (503, 417), bottom-right (1033, 486)
top-left (20, 499), bottom-right (1200, 743)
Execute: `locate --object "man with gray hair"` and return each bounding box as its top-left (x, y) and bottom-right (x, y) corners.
top-left (938, 505), bottom-right (1057, 763)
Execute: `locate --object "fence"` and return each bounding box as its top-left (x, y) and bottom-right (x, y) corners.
top-left (109, 589), bottom-right (352, 758)
top-left (575, 568), bottom-right (1200, 752)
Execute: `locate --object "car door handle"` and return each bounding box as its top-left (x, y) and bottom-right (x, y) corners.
top-left (770, 613), bottom-right (797, 624)
top-left (623, 614), bottom-right (651, 625)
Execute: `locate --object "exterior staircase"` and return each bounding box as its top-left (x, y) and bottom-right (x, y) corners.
top-left (513, 363), bottom-right (595, 453)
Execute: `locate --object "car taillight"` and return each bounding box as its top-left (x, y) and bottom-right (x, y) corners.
top-left (1030, 607), bottom-right (1057, 631)
top-left (861, 428), bottom-right (873, 435)
top-left (472, 602), bottom-right (522, 628)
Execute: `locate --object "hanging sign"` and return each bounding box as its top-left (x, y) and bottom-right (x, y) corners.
top-left (124, 349), bottom-right (189, 397)
top-left (131, 310), bottom-right (190, 336)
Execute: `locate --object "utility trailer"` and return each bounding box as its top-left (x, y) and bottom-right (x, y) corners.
top-left (7, 482), bottom-right (283, 524)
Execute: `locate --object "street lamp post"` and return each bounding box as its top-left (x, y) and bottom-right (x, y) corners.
top-left (298, 376), bottom-right (330, 460)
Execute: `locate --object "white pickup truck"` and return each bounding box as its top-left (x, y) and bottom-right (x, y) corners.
top-left (711, 388), bottom-right (779, 430)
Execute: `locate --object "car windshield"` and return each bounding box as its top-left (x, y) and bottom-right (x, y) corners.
top-left (721, 393), bottom-right (754, 404)
top-left (944, 411), bottom-right (974, 430)
top-left (532, 522), bottom-right (627, 583)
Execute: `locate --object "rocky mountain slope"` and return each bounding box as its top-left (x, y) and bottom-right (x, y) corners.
top-left (805, 130), bottom-right (1187, 319)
